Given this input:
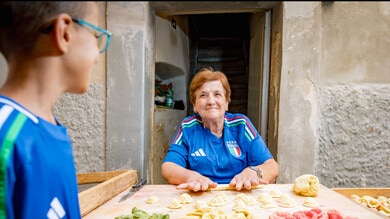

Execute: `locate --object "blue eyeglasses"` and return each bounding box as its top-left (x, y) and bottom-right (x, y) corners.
top-left (71, 17), bottom-right (112, 54)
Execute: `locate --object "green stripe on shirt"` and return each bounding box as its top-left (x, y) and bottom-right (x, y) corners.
top-left (0, 113), bottom-right (27, 219)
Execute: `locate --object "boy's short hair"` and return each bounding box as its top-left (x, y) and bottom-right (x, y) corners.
top-left (0, 1), bottom-right (91, 58)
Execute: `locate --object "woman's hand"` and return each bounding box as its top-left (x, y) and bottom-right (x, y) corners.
top-left (229, 167), bottom-right (269, 191)
top-left (176, 177), bottom-right (218, 192)
top-left (162, 162), bottom-right (218, 192)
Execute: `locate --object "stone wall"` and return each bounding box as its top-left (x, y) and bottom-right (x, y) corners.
top-left (53, 84), bottom-right (106, 173)
top-left (317, 84), bottom-right (390, 187)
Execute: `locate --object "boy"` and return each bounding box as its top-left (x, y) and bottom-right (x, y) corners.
top-left (0, 2), bottom-right (111, 218)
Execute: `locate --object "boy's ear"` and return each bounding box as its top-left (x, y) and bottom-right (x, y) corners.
top-left (52, 14), bottom-right (73, 54)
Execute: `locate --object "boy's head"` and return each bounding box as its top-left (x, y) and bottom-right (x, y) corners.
top-left (0, 1), bottom-right (111, 94)
top-left (0, 2), bottom-right (93, 58)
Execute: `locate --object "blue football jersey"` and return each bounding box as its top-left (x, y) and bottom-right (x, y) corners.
top-left (0, 96), bottom-right (81, 219)
top-left (164, 112), bottom-right (273, 184)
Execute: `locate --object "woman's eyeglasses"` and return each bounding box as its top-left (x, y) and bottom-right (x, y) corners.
top-left (71, 17), bottom-right (112, 54)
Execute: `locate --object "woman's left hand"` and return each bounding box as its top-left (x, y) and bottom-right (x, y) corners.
top-left (229, 167), bottom-right (269, 190)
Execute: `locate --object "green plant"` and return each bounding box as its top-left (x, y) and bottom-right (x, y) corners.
top-left (155, 80), bottom-right (173, 97)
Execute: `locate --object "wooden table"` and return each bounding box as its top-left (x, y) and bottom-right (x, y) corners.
top-left (83, 184), bottom-right (385, 219)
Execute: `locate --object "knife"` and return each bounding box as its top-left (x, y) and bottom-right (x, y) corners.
top-left (118, 178), bottom-right (147, 202)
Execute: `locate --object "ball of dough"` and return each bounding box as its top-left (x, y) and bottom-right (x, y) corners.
top-left (292, 174), bottom-right (319, 197)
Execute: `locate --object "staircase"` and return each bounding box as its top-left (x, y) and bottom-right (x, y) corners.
top-left (189, 13), bottom-right (250, 114)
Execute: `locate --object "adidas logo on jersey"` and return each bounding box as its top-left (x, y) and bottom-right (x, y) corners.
top-left (47, 197), bottom-right (66, 219)
top-left (191, 148), bottom-right (206, 156)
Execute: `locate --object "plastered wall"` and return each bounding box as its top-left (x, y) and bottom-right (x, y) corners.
top-left (277, 2), bottom-right (390, 187)
top-left (317, 2), bottom-right (390, 187)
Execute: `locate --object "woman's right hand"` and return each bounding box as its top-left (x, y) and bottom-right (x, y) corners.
top-left (176, 178), bottom-right (218, 192)
top-left (162, 162), bottom-right (218, 191)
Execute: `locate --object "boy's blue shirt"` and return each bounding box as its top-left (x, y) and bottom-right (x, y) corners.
top-left (0, 96), bottom-right (81, 219)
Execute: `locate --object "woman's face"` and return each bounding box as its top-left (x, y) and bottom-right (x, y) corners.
top-left (193, 80), bottom-right (228, 122)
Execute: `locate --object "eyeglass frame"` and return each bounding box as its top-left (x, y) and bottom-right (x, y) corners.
top-left (71, 17), bottom-right (112, 54)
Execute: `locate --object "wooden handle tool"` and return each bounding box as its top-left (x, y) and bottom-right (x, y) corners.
top-left (208, 184), bottom-right (265, 191)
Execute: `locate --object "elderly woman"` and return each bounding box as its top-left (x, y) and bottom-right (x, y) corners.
top-left (161, 67), bottom-right (279, 192)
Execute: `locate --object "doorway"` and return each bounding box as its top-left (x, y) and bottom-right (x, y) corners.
top-left (151, 1), bottom-right (277, 142)
top-left (151, 2), bottom-right (278, 184)
top-left (187, 12), bottom-right (271, 142)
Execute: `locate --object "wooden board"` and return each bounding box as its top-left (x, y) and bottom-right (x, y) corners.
top-left (78, 170), bottom-right (138, 217)
top-left (77, 170), bottom-right (128, 184)
top-left (332, 187), bottom-right (390, 198)
top-left (83, 184), bottom-right (385, 219)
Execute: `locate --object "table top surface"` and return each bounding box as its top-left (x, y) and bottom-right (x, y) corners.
top-left (83, 184), bottom-right (385, 219)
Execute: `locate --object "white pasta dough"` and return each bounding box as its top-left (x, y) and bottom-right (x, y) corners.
top-left (292, 174), bottom-right (320, 197)
top-left (145, 195), bottom-right (159, 204)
